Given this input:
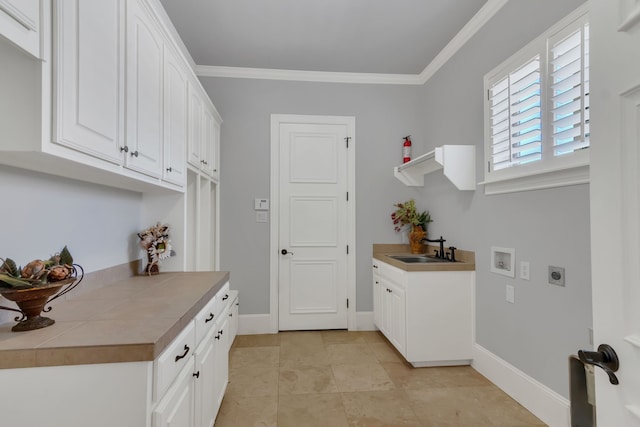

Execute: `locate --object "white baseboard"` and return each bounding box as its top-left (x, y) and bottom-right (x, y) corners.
top-left (239, 312), bottom-right (375, 334)
top-left (355, 311), bottom-right (375, 331)
top-left (238, 314), bottom-right (273, 335)
top-left (472, 344), bottom-right (570, 427)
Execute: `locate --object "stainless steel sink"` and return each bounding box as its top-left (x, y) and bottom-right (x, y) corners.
top-left (389, 255), bottom-right (452, 263)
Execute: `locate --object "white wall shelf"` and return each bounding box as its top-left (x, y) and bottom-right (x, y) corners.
top-left (394, 145), bottom-right (476, 190)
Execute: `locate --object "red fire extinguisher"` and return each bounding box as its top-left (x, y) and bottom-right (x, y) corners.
top-left (403, 135), bottom-right (412, 163)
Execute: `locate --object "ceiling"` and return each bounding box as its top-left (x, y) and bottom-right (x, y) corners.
top-left (159, 0), bottom-right (488, 75)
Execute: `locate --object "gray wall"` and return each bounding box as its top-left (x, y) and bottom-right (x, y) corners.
top-left (0, 165), bottom-right (144, 324)
top-left (416, 0), bottom-right (591, 398)
top-left (201, 0), bottom-right (591, 398)
top-left (199, 79), bottom-right (425, 314)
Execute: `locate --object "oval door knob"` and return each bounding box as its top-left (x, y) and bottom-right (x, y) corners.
top-left (281, 249), bottom-right (294, 255)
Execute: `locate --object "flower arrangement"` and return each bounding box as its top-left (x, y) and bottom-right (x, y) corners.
top-left (0, 246), bottom-right (75, 289)
top-left (391, 199), bottom-right (432, 232)
top-left (138, 223), bottom-right (174, 275)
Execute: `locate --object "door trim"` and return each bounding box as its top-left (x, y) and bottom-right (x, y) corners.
top-left (269, 114), bottom-right (356, 333)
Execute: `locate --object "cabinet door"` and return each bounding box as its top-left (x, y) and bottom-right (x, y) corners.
top-left (378, 276), bottom-right (394, 338)
top-left (187, 83), bottom-right (203, 169)
top-left (387, 281), bottom-right (406, 355)
top-left (53, 0), bottom-right (124, 164)
top-left (213, 315), bottom-right (229, 411)
top-left (194, 334), bottom-right (217, 427)
top-left (153, 359), bottom-right (196, 427)
top-left (373, 272), bottom-right (383, 330)
top-left (228, 297), bottom-right (239, 349)
top-left (201, 106), bottom-right (217, 178)
top-left (0, 0), bottom-right (40, 57)
top-left (163, 46), bottom-right (187, 186)
top-left (126, 0), bottom-right (163, 178)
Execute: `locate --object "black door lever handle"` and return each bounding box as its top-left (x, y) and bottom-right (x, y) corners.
top-left (578, 344), bottom-right (620, 385)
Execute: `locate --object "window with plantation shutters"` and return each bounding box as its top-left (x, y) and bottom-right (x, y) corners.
top-left (489, 56), bottom-right (542, 171)
top-left (482, 5), bottom-right (589, 195)
top-left (550, 23), bottom-right (589, 156)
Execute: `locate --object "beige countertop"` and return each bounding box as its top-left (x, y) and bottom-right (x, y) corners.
top-left (0, 271), bottom-right (230, 369)
top-left (373, 244), bottom-right (475, 272)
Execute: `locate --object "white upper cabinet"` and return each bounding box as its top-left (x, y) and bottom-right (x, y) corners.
top-left (188, 82), bottom-right (204, 168)
top-left (188, 80), bottom-right (220, 181)
top-left (163, 45), bottom-right (188, 186)
top-left (0, 0), bottom-right (40, 58)
top-left (201, 105), bottom-right (219, 179)
top-left (0, 0), bottom-right (221, 192)
top-left (126, 0), bottom-right (163, 179)
top-left (53, 0), bottom-right (125, 164)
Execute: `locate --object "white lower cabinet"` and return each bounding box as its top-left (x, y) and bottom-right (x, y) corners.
top-left (212, 310), bottom-right (230, 412)
top-left (153, 358), bottom-right (197, 427)
top-left (373, 272), bottom-right (406, 353)
top-left (154, 284), bottom-right (235, 427)
top-left (372, 258), bottom-right (473, 367)
top-left (194, 329), bottom-right (217, 427)
top-left (228, 291), bottom-right (239, 350)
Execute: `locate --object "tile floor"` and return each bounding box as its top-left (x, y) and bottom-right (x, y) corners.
top-left (214, 330), bottom-right (546, 427)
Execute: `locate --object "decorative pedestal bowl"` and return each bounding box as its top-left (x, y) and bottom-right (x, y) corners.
top-left (0, 266), bottom-right (83, 332)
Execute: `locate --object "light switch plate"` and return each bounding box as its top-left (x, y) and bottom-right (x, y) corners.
top-left (506, 285), bottom-right (515, 303)
top-left (256, 211), bottom-right (268, 222)
top-left (520, 261), bottom-right (530, 280)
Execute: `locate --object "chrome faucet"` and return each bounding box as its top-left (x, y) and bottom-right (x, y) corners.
top-left (422, 236), bottom-right (457, 262)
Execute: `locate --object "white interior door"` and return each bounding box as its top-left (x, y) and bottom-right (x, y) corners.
top-left (275, 117), bottom-right (353, 330)
top-left (590, 0), bottom-right (640, 424)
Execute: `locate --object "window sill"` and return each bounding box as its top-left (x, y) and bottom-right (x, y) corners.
top-left (478, 164), bottom-right (589, 195)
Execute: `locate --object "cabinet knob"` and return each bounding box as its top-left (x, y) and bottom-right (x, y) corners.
top-left (131, 150), bottom-right (139, 157)
top-left (120, 146), bottom-right (129, 153)
top-left (166, 167), bottom-right (172, 172)
top-left (193, 371), bottom-right (200, 379)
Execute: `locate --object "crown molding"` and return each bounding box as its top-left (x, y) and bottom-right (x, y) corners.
top-left (418, 0), bottom-right (510, 84)
top-left (195, 65), bottom-right (423, 85)
top-left (193, 0), bottom-right (510, 86)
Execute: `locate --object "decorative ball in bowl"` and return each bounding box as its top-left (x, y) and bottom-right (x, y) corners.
top-left (0, 246), bottom-right (83, 332)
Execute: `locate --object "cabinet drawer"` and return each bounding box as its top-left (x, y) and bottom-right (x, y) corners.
top-left (373, 259), bottom-right (406, 286)
top-left (194, 294), bottom-right (218, 346)
top-left (154, 320), bottom-right (196, 401)
top-left (214, 281), bottom-right (231, 315)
